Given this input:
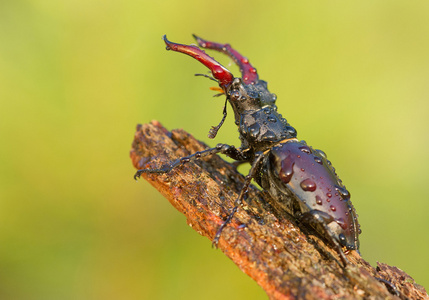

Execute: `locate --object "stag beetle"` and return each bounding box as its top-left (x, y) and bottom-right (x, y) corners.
top-left (135, 34), bottom-right (360, 266)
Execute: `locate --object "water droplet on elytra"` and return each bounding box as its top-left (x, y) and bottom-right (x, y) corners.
top-left (336, 218), bottom-right (347, 230)
top-left (280, 155), bottom-right (295, 184)
top-left (316, 149), bottom-right (327, 158)
top-left (335, 185), bottom-right (350, 200)
top-left (314, 156), bottom-right (323, 164)
top-left (315, 195), bottom-right (323, 205)
top-left (300, 179), bottom-right (317, 192)
top-left (299, 146), bottom-right (311, 154)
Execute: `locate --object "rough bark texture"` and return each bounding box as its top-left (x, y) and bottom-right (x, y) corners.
top-left (130, 121), bottom-right (428, 300)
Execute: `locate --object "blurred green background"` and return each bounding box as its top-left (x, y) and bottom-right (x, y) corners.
top-left (1, 1), bottom-right (428, 299)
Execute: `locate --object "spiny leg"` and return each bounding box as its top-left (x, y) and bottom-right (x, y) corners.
top-left (300, 210), bottom-right (349, 267)
top-left (208, 99), bottom-right (228, 139)
top-left (212, 152), bottom-right (265, 247)
top-left (134, 143), bottom-right (247, 180)
top-left (374, 277), bottom-right (400, 297)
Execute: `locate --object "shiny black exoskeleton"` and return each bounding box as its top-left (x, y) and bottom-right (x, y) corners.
top-left (135, 35), bottom-right (360, 266)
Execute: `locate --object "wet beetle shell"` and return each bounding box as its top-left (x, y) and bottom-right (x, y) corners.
top-left (265, 140), bottom-right (360, 250)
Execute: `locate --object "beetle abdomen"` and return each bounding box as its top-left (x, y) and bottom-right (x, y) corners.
top-left (265, 140), bottom-right (360, 251)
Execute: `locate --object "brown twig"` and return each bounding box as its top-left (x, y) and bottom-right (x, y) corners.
top-left (130, 121), bottom-right (428, 300)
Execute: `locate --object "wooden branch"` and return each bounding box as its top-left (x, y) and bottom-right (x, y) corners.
top-left (130, 121), bottom-right (428, 300)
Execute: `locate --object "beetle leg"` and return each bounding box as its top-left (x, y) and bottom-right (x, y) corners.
top-left (134, 143), bottom-right (248, 180)
top-left (374, 277), bottom-right (400, 297)
top-left (208, 99), bottom-right (228, 139)
top-left (212, 152), bottom-right (265, 247)
top-left (299, 210), bottom-right (349, 267)
top-left (231, 160), bottom-right (248, 169)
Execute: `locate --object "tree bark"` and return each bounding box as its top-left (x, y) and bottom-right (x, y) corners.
top-left (130, 121), bottom-right (428, 300)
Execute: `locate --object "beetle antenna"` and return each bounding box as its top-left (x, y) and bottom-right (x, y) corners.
top-left (195, 73), bottom-right (219, 83)
top-left (208, 99), bottom-right (228, 139)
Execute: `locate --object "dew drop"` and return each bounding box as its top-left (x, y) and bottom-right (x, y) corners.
top-left (326, 193), bottom-right (332, 198)
top-left (299, 146), bottom-right (311, 154)
top-left (248, 123), bottom-right (260, 137)
top-left (338, 233), bottom-right (347, 246)
top-left (330, 205), bottom-right (336, 211)
top-left (316, 149), bottom-right (327, 159)
top-left (280, 155), bottom-right (295, 184)
top-left (300, 179), bottom-right (317, 192)
top-left (315, 195), bottom-right (323, 205)
top-left (336, 218), bottom-right (347, 230)
top-left (335, 185), bottom-right (350, 200)
top-left (241, 58), bottom-right (249, 64)
top-left (314, 156), bottom-right (323, 165)
top-left (285, 126), bottom-right (297, 137)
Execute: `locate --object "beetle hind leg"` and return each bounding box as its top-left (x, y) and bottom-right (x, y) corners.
top-left (299, 210), bottom-right (349, 267)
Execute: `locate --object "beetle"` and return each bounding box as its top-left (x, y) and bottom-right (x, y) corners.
top-left (134, 34), bottom-right (360, 266)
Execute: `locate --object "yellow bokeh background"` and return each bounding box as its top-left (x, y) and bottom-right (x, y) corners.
top-left (1, 1), bottom-right (428, 299)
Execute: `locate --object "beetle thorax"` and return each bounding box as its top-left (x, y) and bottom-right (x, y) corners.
top-left (226, 78), bottom-right (297, 152)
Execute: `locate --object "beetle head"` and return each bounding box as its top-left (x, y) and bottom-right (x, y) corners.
top-left (226, 78), bottom-right (278, 123)
top-left (164, 35), bottom-right (278, 136)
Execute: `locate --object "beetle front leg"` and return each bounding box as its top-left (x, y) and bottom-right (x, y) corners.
top-left (134, 143), bottom-right (247, 180)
